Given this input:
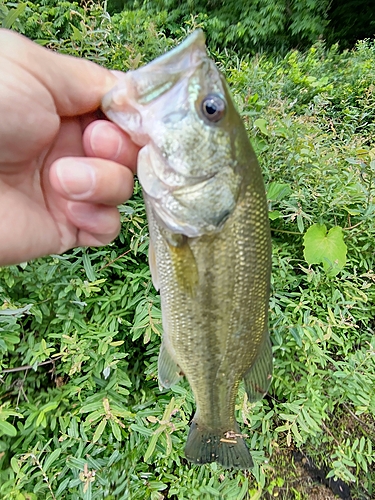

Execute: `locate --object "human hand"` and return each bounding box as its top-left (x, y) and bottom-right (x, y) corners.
top-left (0, 29), bottom-right (139, 266)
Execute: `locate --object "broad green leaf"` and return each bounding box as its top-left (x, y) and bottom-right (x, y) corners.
top-left (165, 433), bottom-right (172, 456)
top-left (275, 424), bottom-right (289, 433)
top-left (291, 422), bottom-right (303, 443)
top-left (10, 456), bottom-right (20, 474)
top-left (268, 210), bottom-right (282, 220)
top-left (201, 485), bottom-right (220, 496)
top-left (0, 408), bottom-right (23, 419)
top-left (148, 481), bottom-right (168, 491)
top-left (0, 419), bottom-right (17, 436)
top-left (303, 224), bottom-right (347, 275)
top-left (2, 3), bottom-right (26, 28)
top-left (249, 489), bottom-right (263, 500)
top-left (254, 118), bottom-right (269, 136)
top-left (161, 397), bottom-right (175, 421)
top-left (238, 478), bottom-right (249, 500)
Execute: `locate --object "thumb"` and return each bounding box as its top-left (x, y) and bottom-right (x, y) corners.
top-left (0, 29), bottom-right (117, 116)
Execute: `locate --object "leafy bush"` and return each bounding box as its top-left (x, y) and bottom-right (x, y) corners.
top-left (108, 0), bottom-right (331, 55)
top-left (107, 0), bottom-right (375, 55)
top-left (0, 2), bottom-right (374, 499)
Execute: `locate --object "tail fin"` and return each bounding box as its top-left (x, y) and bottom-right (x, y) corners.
top-left (184, 420), bottom-right (253, 469)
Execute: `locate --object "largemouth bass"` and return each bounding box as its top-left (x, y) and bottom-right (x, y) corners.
top-left (102, 30), bottom-right (272, 469)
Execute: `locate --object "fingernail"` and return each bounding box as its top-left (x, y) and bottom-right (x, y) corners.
top-left (55, 161), bottom-right (96, 197)
top-left (90, 121), bottom-right (123, 159)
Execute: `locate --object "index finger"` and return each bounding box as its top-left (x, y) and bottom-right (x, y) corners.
top-left (83, 120), bottom-right (139, 174)
top-left (0, 29), bottom-right (116, 116)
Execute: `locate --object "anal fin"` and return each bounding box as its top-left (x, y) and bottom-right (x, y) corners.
top-left (158, 340), bottom-right (182, 390)
top-left (244, 336), bottom-right (273, 402)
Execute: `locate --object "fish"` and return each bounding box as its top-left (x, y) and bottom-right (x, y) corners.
top-left (101, 29), bottom-right (272, 469)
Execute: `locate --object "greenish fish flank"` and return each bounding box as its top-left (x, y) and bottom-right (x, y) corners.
top-left (102, 30), bottom-right (272, 470)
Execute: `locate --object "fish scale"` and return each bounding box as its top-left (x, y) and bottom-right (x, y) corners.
top-left (102, 29), bottom-right (272, 469)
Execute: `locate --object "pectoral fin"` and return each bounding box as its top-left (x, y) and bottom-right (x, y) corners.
top-left (158, 340), bottom-right (182, 389)
top-left (164, 232), bottom-right (198, 297)
top-left (244, 337), bottom-right (273, 402)
top-left (148, 240), bottom-right (159, 291)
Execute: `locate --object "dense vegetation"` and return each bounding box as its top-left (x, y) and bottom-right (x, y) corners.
top-left (0, 1), bottom-right (374, 499)
top-left (108, 0), bottom-right (375, 54)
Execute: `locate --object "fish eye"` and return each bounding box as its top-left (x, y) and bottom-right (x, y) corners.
top-left (201, 94), bottom-right (226, 123)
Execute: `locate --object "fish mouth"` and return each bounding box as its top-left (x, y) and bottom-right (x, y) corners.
top-left (133, 29), bottom-right (207, 103)
top-left (101, 30), bottom-right (208, 146)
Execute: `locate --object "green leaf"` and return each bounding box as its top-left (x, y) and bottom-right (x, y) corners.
top-left (80, 401), bottom-right (103, 414)
top-left (303, 224), bottom-right (347, 275)
top-left (36, 412), bottom-right (47, 428)
top-left (254, 118), bottom-right (269, 136)
top-left (2, 3), bottom-right (26, 29)
top-left (0, 304), bottom-right (32, 316)
top-left (148, 481), bottom-right (168, 491)
top-left (107, 450), bottom-right (121, 467)
top-left (144, 432), bottom-right (159, 463)
top-left (0, 419), bottom-right (17, 437)
top-left (267, 182), bottom-right (292, 201)
top-left (82, 253), bottom-right (97, 282)
top-left (70, 23), bottom-right (83, 42)
top-left (55, 478), bottom-right (70, 498)
top-left (130, 423), bottom-right (153, 436)
top-left (297, 214), bottom-right (304, 233)
top-left (43, 448), bottom-right (62, 472)
top-left (93, 418), bottom-right (107, 442)
top-left (39, 401), bottom-right (59, 413)
top-left (268, 210), bottom-right (282, 220)
top-left (10, 456), bottom-right (20, 474)
top-left (279, 413), bottom-right (296, 422)
top-left (110, 420), bottom-right (122, 441)
top-left (67, 457), bottom-right (87, 470)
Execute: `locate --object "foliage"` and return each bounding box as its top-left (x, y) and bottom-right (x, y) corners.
top-left (327, 0), bottom-right (375, 50)
top-left (106, 0), bottom-right (331, 55)
top-left (1, 2), bottom-right (375, 499)
top-left (107, 0), bottom-right (375, 55)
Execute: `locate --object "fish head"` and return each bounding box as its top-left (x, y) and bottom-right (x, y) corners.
top-left (102, 30), bottom-right (247, 237)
